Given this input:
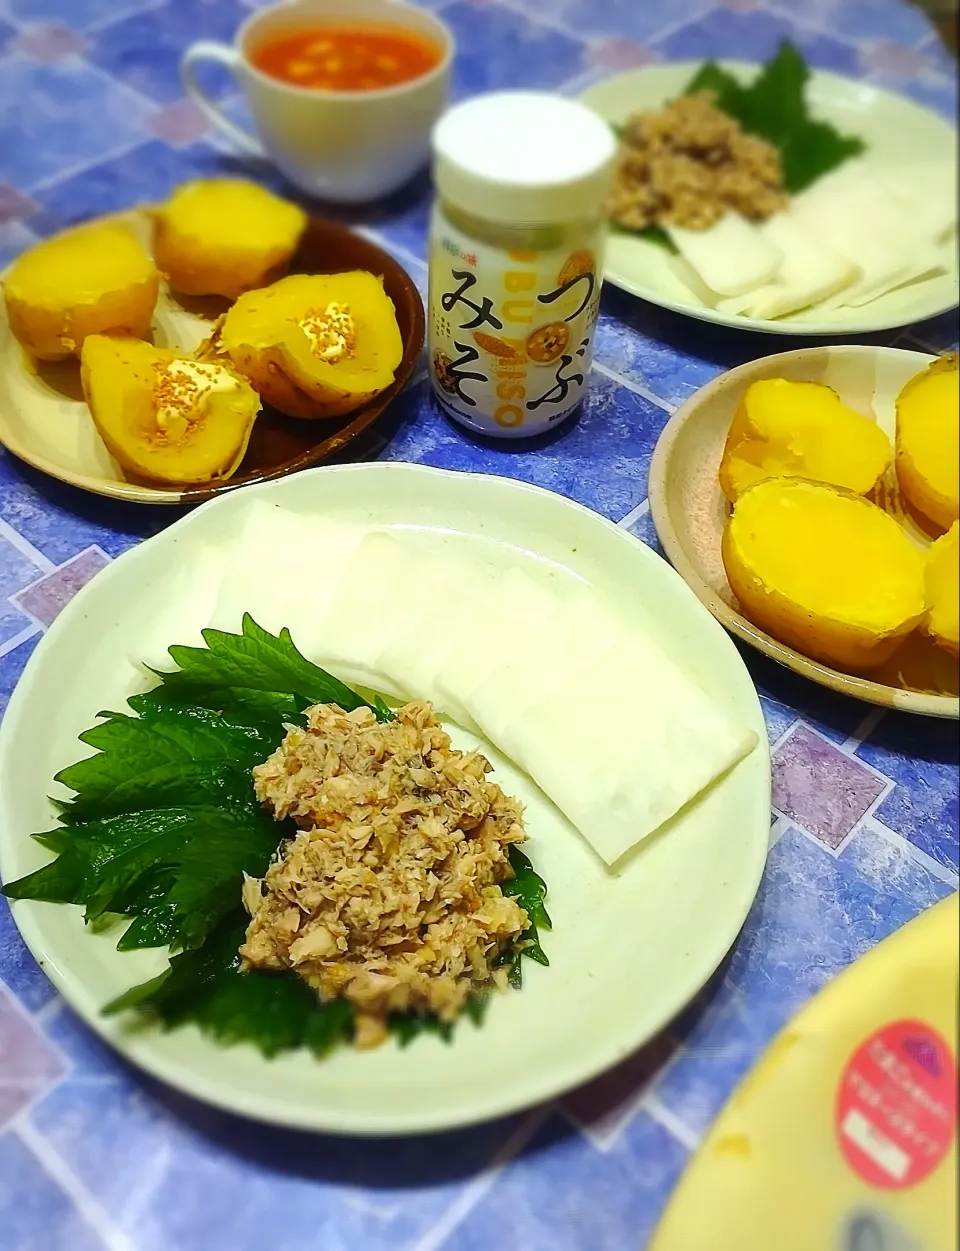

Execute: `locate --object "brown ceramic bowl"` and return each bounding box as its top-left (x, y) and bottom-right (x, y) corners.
top-left (0, 212), bottom-right (424, 504)
top-left (648, 345), bottom-right (959, 719)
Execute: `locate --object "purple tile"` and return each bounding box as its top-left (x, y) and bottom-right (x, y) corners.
top-left (0, 985), bottom-right (66, 1127)
top-left (587, 39), bottom-right (659, 70)
top-left (773, 724), bottom-right (886, 848)
top-left (146, 97), bottom-right (211, 147)
top-left (860, 40), bottom-right (929, 75)
top-left (12, 26), bottom-right (86, 62)
top-left (14, 547), bottom-right (110, 627)
top-left (0, 183), bottom-right (37, 225)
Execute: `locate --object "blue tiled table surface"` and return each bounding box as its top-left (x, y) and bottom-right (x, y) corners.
top-left (0, 2), bottom-right (957, 1249)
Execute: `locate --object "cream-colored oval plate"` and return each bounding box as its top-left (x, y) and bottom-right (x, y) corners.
top-left (581, 64), bottom-right (958, 335)
top-left (0, 464), bottom-right (769, 1135)
top-left (649, 345), bottom-right (959, 719)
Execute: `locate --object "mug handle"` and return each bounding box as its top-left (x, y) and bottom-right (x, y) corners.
top-left (181, 41), bottom-right (265, 157)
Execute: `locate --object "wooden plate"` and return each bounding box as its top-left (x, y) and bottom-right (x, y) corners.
top-left (0, 213), bottom-right (424, 504)
top-left (649, 345), bottom-right (960, 719)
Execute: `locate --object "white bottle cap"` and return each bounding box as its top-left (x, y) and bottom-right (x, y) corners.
top-left (432, 90), bottom-right (617, 225)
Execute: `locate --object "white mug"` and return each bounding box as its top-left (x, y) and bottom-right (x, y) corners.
top-left (181, 0), bottom-right (453, 203)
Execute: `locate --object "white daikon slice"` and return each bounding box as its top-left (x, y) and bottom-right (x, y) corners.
top-left (504, 630), bottom-right (758, 866)
top-left (313, 530), bottom-right (418, 693)
top-left (211, 502), bottom-right (366, 648)
top-left (867, 158), bottom-right (957, 243)
top-left (791, 172), bottom-right (941, 308)
top-left (434, 567), bottom-right (560, 734)
top-left (136, 540), bottom-right (227, 674)
top-left (666, 213), bottom-right (783, 297)
top-left (715, 210), bottom-right (858, 319)
top-left (667, 254), bottom-right (723, 307)
top-left (465, 586), bottom-right (627, 765)
top-left (377, 554), bottom-right (497, 720)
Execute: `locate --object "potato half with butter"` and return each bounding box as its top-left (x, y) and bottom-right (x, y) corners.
top-left (153, 179), bottom-right (307, 301)
top-left (3, 222), bottom-right (159, 361)
top-left (923, 521), bottom-right (959, 657)
top-left (80, 335), bottom-right (260, 485)
top-left (219, 271), bottom-right (403, 419)
top-left (723, 477), bottom-right (926, 672)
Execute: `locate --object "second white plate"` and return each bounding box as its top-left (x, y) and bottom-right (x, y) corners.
top-left (0, 464), bottom-right (770, 1135)
top-left (581, 62), bottom-right (959, 335)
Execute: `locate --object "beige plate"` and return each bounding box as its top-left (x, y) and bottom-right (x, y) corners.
top-left (581, 63), bottom-right (959, 335)
top-left (649, 345), bottom-right (960, 719)
top-left (0, 210), bottom-right (424, 504)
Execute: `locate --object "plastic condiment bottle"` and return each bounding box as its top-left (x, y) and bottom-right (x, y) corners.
top-left (427, 91), bottom-right (616, 438)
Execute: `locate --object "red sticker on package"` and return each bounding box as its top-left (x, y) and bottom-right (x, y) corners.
top-left (835, 1018), bottom-right (957, 1189)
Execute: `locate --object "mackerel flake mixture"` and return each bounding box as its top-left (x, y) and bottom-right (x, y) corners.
top-left (240, 702), bottom-right (530, 1048)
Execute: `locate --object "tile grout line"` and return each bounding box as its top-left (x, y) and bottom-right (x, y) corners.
top-left (14, 1116), bottom-right (136, 1251)
top-left (408, 1105), bottom-right (551, 1251)
top-left (0, 518), bottom-right (55, 573)
top-left (860, 813), bottom-right (960, 889)
top-left (641, 1091), bottom-right (700, 1153)
top-left (617, 497), bottom-right (650, 530)
top-left (840, 707), bottom-right (886, 754)
top-left (592, 361), bottom-right (676, 413)
top-left (0, 621), bottom-right (42, 661)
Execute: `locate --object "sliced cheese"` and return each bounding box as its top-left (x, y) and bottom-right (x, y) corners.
top-left (716, 211), bottom-right (858, 320)
top-left (666, 213), bottom-right (783, 297)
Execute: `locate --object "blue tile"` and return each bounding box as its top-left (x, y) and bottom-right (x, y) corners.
top-left (0, 533), bottom-right (44, 600)
top-left (87, 0), bottom-right (252, 105)
top-left (625, 506), bottom-right (664, 557)
top-left (34, 1009), bottom-right (525, 1251)
top-left (30, 139), bottom-right (224, 235)
top-left (758, 695), bottom-right (798, 747)
top-left (655, 7), bottom-right (861, 75)
top-left (652, 824), bottom-right (954, 1135)
top-left (0, 55), bottom-right (152, 191)
top-left (770, 0), bottom-right (936, 48)
top-left (381, 371), bottom-right (664, 523)
top-left (916, 33), bottom-right (959, 79)
top-left (0, 600), bottom-right (34, 647)
top-left (0, 1132), bottom-right (104, 1251)
top-left (869, 69), bottom-right (958, 120)
top-left (0, 18), bottom-right (14, 56)
top-left (738, 646), bottom-right (872, 746)
top-left (540, 0), bottom-right (712, 44)
top-left (0, 451), bottom-right (173, 565)
top-left (4, 0), bottom-right (155, 29)
top-left (442, 2), bottom-right (586, 99)
top-left (443, 1110), bottom-right (688, 1251)
top-left (0, 219), bottom-right (38, 268)
top-left (855, 714), bottom-right (959, 872)
top-left (906, 310), bottom-right (960, 353)
top-left (0, 896), bottom-right (56, 1012)
top-left (0, 629), bottom-right (39, 719)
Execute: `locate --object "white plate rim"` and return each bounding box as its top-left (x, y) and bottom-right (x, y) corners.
top-left (0, 463), bottom-right (771, 1134)
top-left (581, 61), bottom-right (959, 336)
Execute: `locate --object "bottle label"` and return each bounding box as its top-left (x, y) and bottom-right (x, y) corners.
top-left (428, 214), bottom-right (603, 438)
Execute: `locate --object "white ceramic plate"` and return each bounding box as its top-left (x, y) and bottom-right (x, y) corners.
top-left (581, 63), bottom-right (959, 335)
top-left (649, 345), bottom-right (959, 719)
top-left (0, 464), bottom-right (770, 1135)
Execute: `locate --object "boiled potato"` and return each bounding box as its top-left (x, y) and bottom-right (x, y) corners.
top-left (3, 222), bottom-right (159, 361)
top-left (723, 478), bottom-right (926, 672)
top-left (219, 272), bottom-right (403, 419)
top-left (152, 178), bottom-right (307, 301)
top-left (81, 334), bottom-right (260, 485)
top-left (719, 378), bottom-right (891, 503)
top-left (895, 353), bottom-right (959, 533)
top-left (922, 521), bottom-right (959, 657)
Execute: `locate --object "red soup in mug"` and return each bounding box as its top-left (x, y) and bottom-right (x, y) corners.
top-left (251, 24), bottom-right (443, 91)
